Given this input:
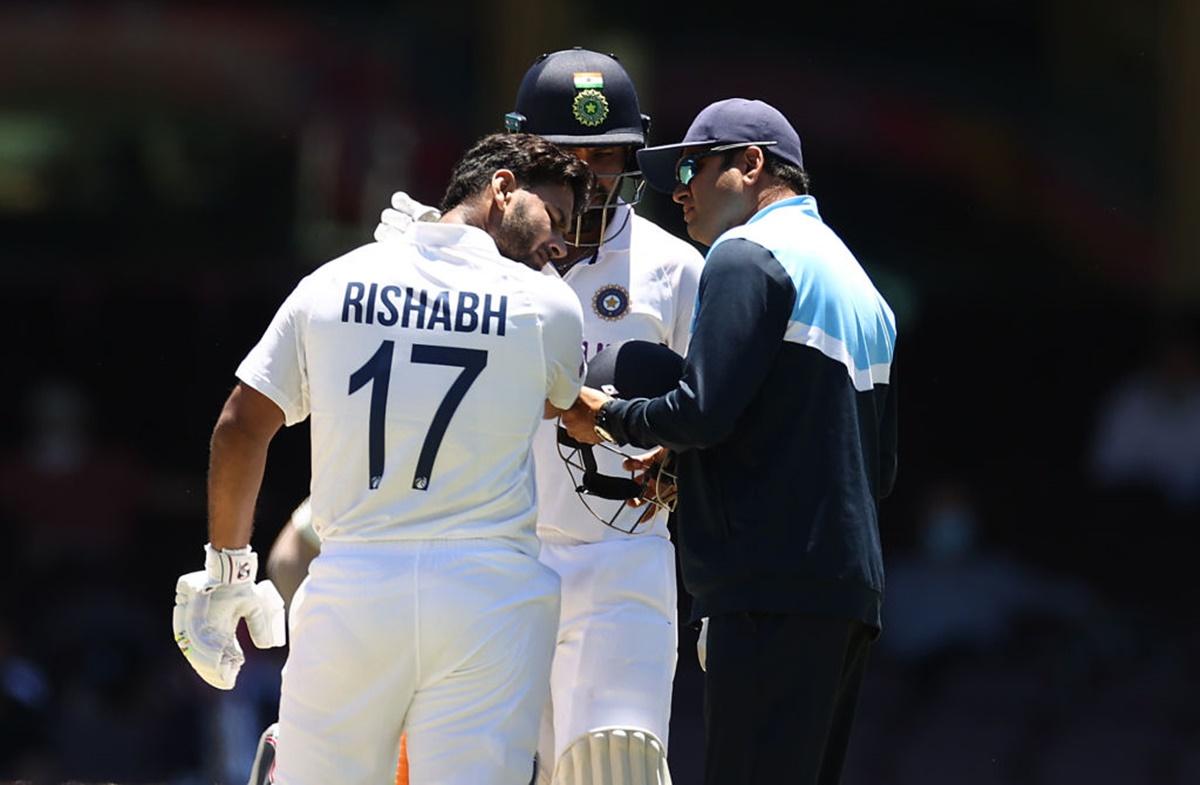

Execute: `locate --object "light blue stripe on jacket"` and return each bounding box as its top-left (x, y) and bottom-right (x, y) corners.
top-left (711, 195), bottom-right (896, 391)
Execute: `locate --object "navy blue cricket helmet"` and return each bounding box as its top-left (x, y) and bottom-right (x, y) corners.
top-left (505, 47), bottom-right (651, 147)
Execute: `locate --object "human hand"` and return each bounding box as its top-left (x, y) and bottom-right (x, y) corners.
top-left (561, 386), bottom-right (612, 445)
top-left (374, 191), bottom-right (441, 242)
top-left (622, 447), bottom-right (677, 524)
top-left (173, 544), bottom-right (286, 690)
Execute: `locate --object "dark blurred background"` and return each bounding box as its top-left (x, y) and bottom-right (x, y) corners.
top-left (1, 1), bottom-right (1197, 783)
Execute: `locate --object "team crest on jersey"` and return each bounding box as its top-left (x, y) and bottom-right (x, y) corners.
top-left (592, 284), bottom-right (629, 321)
top-left (572, 89), bottom-right (609, 127)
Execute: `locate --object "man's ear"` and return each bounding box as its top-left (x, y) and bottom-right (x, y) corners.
top-left (491, 169), bottom-right (518, 211)
top-left (741, 146), bottom-right (767, 185)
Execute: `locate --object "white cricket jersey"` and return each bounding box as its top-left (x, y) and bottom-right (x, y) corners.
top-left (533, 204), bottom-right (704, 544)
top-left (236, 223), bottom-right (584, 555)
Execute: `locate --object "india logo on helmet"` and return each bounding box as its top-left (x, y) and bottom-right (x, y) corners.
top-left (572, 89), bottom-right (609, 127)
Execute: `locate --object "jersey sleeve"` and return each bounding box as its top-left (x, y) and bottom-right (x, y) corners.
top-left (235, 279), bottom-right (312, 427)
top-left (607, 239), bottom-right (795, 451)
top-left (541, 280), bottom-right (586, 410)
top-left (668, 249), bottom-right (704, 355)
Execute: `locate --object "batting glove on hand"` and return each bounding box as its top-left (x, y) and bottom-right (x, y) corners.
top-left (173, 544), bottom-right (286, 690)
top-left (374, 191), bottom-right (441, 242)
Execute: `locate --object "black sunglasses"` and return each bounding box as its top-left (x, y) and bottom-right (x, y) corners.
top-left (675, 141), bottom-right (779, 186)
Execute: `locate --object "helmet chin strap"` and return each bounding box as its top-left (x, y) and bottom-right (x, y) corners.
top-left (555, 426), bottom-right (677, 533)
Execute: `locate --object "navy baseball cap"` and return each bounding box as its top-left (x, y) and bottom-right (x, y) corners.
top-left (636, 98), bottom-right (803, 192)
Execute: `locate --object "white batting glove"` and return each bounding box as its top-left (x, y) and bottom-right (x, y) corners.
top-left (374, 190), bottom-right (441, 242)
top-left (173, 544), bottom-right (286, 690)
top-left (697, 616), bottom-right (709, 672)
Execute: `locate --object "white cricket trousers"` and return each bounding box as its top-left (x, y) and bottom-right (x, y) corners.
top-left (537, 535), bottom-right (678, 770)
top-left (274, 538), bottom-right (560, 785)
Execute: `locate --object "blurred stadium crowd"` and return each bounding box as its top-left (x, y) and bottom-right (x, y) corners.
top-left (1, 3), bottom-right (1197, 783)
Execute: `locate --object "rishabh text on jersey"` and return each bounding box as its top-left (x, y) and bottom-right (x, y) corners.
top-left (341, 281), bottom-right (509, 336)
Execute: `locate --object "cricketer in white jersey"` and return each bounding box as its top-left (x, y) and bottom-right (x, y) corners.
top-left (531, 202), bottom-right (702, 775)
top-left (244, 227), bottom-right (583, 785)
top-left (489, 48), bottom-right (708, 782)
top-left (174, 131), bottom-right (595, 785)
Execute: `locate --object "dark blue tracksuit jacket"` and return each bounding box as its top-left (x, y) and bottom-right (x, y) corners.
top-left (604, 195), bottom-right (898, 629)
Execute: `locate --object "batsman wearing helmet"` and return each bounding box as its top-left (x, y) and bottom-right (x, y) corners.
top-left (383, 48), bottom-right (703, 785)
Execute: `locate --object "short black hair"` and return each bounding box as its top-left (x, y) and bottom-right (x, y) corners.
top-left (719, 147), bottom-right (811, 195)
top-left (763, 152), bottom-right (811, 194)
top-left (440, 132), bottom-right (594, 215)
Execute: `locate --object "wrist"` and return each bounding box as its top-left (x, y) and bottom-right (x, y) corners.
top-left (204, 543), bottom-right (258, 585)
top-left (594, 398), bottom-right (618, 444)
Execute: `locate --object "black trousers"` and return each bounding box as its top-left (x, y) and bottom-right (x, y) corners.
top-left (703, 612), bottom-right (873, 785)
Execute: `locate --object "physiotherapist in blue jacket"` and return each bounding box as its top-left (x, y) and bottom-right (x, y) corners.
top-left (563, 98), bottom-right (899, 785)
